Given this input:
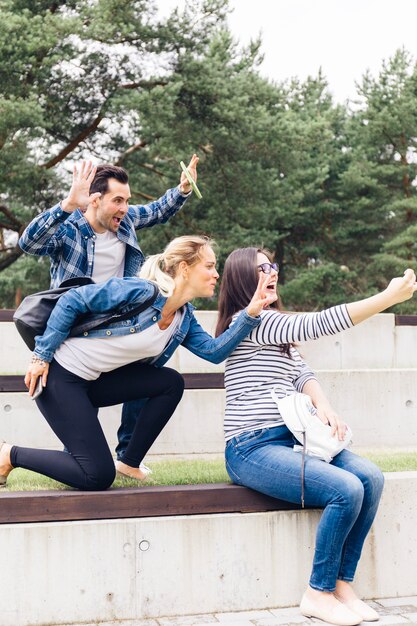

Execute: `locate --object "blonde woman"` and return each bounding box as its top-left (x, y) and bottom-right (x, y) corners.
top-left (0, 237), bottom-right (275, 491)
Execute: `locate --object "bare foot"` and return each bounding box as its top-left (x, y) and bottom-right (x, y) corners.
top-left (0, 442), bottom-right (13, 484)
top-left (115, 460), bottom-right (148, 481)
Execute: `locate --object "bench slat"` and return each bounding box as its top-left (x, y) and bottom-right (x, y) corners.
top-left (0, 483), bottom-right (299, 524)
top-left (0, 373), bottom-right (225, 391)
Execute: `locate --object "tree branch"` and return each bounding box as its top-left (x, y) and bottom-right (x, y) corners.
top-left (0, 205), bottom-right (25, 232)
top-left (135, 162), bottom-right (165, 177)
top-left (114, 141), bottom-right (147, 166)
top-left (41, 112), bottom-right (105, 169)
top-left (0, 245), bottom-right (24, 271)
top-left (130, 189), bottom-right (157, 202)
top-left (120, 80), bottom-right (168, 90)
top-left (198, 143), bottom-right (214, 155)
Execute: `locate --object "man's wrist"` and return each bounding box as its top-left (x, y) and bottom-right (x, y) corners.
top-left (61, 197), bottom-right (79, 213)
top-left (178, 184), bottom-right (192, 196)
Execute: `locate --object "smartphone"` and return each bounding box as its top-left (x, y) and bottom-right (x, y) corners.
top-left (31, 377), bottom-right (43, 401)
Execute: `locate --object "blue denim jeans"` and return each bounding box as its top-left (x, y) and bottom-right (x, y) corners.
top-left (225, 425), bottom-right (384, 592)
top-left (116, 398), bottom-right (148, 460)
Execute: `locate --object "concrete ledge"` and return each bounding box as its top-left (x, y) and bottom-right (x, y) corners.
top-left (0, 472), bottom-right (416, 626)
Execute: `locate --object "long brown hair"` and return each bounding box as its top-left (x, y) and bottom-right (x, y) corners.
top-left (216, 247), bottom-right (279, 335)
top-left (215, 247), bottom-right (291, 355)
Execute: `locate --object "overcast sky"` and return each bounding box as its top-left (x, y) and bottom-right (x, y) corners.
top-left (227, 0), bottom-right (417, 102)
top-left (161, 0), bottom-right (417, 103)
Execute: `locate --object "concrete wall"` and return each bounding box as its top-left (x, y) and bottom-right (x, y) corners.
top-left (2, 366), bottom-right (417, 455)
top-left (2, 313), bottom-right (417, 454)
top-left (2, 312), bottom-right (417, 374)
top-left (0, 473), bottom-right (416, 626)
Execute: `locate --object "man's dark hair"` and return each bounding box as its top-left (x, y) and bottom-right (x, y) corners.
top-left (90, 164), bottom-right (129, 196)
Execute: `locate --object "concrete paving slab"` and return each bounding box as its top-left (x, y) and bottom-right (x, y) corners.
top-left (216, 611), bottom-right (273, 622)
top-left (157, 616), bottom-right (218, 625)
top-left (268, 608), bottom-right (304, 617)
top-left (378, 598), bottom-right (417, 608)
top-left (377, 606), bottom-right (417, 616)
top-left (254, 616), bottom-right (311, 625)
top-left (59, 607), bottom-right (417, 626)
top-left (208, 622), bottom-right (255, 626)
top-left (374, 615), bottom-right (411, 625)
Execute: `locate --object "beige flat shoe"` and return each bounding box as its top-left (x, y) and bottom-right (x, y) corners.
top-left (300, 592), bottom-right (362, 626)
top-left (339, 597), bottom-right (379, 622)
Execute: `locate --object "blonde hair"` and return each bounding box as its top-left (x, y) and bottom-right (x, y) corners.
top-left (139, 235), bottom-right (216, 297)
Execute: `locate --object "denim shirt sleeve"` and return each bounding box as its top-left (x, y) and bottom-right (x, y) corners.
top-left (34, 278), bottom-right (154, 362)
top-left (19, 203), bottom-right (71, 256)
top-left (181, 309), bottom-right (261, 364)
top-left (128, 186), bottom-right (190, 229)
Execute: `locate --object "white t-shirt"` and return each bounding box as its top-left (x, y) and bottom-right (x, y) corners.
top-left (92, 230), bottom-right (126, 283)
top-left (54, 311), bottom-right (182, 380)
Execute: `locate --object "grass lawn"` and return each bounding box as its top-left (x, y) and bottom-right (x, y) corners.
top-left (2, 450), bottom-right (417, 492)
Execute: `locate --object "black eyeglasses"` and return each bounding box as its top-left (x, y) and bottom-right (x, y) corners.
top-left (257, 262), bottom-right (279, 274)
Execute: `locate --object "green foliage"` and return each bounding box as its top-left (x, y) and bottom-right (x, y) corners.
top-left (1, 0), bottom-right (417, 314)
top-left (280, 263), bottom-right (361, 311)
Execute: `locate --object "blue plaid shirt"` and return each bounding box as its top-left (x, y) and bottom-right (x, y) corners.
top-left (19, 186), bottom-right (189, 288)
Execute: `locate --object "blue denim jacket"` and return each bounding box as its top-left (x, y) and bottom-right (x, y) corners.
top-left (33, 277), bottom-right (261, 366)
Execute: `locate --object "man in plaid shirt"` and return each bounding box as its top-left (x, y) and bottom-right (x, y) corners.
top-left (20, 156), bottom-right (198, 287)
top-left (19, 155), bottom-right (199, 474)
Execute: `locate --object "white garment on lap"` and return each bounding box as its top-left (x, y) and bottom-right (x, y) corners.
top-left (54, 311), bottom-right (181, 380)
top-left (92, 230), bottom-right (126, 282)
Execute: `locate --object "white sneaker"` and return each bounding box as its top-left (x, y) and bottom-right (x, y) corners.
top-left (139, 463), bottom-right (152, 476)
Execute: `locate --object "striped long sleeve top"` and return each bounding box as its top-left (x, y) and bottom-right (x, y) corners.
top-left (224, 304), bottom-right (354, 441)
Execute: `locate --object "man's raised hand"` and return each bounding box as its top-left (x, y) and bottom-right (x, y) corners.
top-left (179, 154), bottom-right (199, 194)
top-left (61, 160), bottom-right (101, 213)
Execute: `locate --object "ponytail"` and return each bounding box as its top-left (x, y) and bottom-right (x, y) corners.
top-left (139, 254), bottom-right (176, 297)
top-left (140, 235), bottom-right (216, 298)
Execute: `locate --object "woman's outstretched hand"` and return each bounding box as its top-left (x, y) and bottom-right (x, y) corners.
top-left (246, 272), bottom-right (278, 317)
top-left (385, 268), bottom-right (417, 304)
top-left (347, 268), bottom-right (417, 325)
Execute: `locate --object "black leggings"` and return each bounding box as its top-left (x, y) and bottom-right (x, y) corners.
top-left (10, 359), bottom-right (184, 490)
